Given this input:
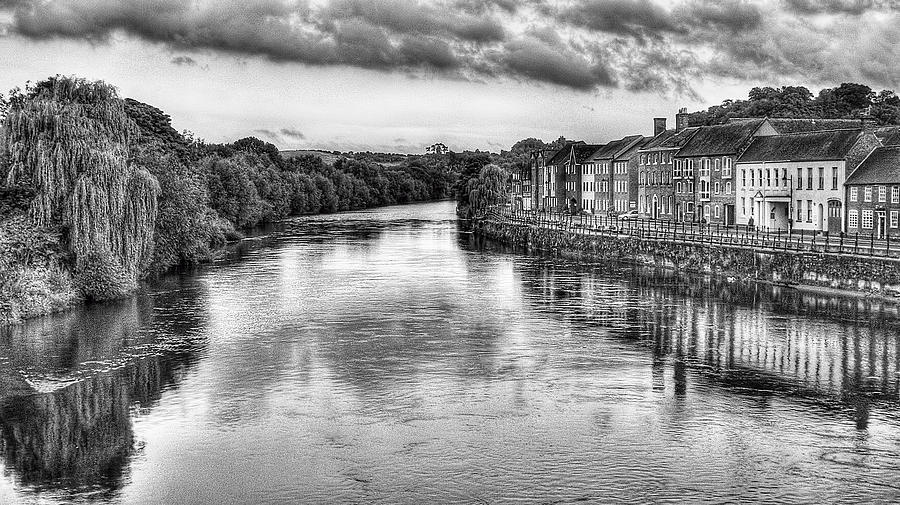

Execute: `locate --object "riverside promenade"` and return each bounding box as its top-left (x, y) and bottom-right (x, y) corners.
top-left (473, 207), bottom-right (900, 298)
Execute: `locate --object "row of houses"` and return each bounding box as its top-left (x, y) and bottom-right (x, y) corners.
top-left (511, 109), bottom-right (900, 238)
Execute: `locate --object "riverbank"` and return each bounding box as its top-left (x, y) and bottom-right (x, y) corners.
top-left (0, 199), bottom-right (452, 327)
top-left (472, 214), bottom-right (900, 301)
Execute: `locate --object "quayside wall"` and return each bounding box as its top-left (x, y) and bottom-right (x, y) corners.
top-left (473, 217), bottom-right (900, 298)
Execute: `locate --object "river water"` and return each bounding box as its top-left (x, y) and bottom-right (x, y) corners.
top-left (1, 200), bottom-right (899, 504)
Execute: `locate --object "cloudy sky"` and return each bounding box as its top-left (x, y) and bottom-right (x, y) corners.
top-left (0, 0), bottom-right (897, 153)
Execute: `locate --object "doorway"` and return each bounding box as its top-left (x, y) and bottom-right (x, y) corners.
top-left (877, 212), bottom-right (887, 239)
top-left (827, 200), bottom-right (842, 233)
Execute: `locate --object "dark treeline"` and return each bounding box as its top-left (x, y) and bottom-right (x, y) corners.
top-left (688, 83), bottom-right (900, 126)
top-left (0, 75), bottom-right (498, 324)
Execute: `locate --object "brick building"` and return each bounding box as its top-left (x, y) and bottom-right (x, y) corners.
top-left (845, 145), bottom-right (900, 238)
top-left (587, 135), bottom-right (644, 215)
top-left (637, 124), bottom-right (698, 220)
top-left (674, 119), bottom-right (777, 224)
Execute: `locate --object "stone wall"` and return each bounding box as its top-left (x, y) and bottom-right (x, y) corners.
top-left (474, 218), bottom-right (900, 298)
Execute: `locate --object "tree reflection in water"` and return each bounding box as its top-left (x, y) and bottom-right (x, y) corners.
top-left (0, 274), bottom-right (208, 499)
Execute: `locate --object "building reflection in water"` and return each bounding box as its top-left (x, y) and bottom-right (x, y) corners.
top-left (514, 256), bottom-right (900, 429)
top-left (0, 274), bottom-right (208, 499)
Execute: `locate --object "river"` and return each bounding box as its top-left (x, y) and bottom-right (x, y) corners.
top-left (1, 200), bottom-right (899, 504)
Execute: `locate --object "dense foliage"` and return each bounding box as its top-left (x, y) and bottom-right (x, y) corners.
top-left (3, 76), bottom-right (159, 301)
top-left (688, 83), bottom-right (900, 126)
top-left (466, 164), bottom-right (509, 216)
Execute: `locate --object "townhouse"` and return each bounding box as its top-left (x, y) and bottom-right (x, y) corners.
top-left (543, 143), bottom-right (581, 211)
top-left (530, 148), bottom-right (557, 211)
top-left (736, 129), bottom-right (881, 233)
top-left (637, 121), bottom-right (698, 220)
top-left (845, 145), bottom-right (900, 238)
top-left (587, 135), bottom-right (644, 214)
top-left (674, 119), bottom-right (777, 224)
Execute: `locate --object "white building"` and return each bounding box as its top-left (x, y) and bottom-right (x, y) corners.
top-left (735, 129), bottom-right (881, 233)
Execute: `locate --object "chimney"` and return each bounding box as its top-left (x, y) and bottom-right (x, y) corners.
top-left (675, 107), bottom-right (689, 132)
top-left (861, 115), bottom-right (877, 133)
top-left (653, 117), bottom-right (667, 137)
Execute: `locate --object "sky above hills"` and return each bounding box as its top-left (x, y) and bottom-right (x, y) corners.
top-left (0, 0), bottom-right (897, 153)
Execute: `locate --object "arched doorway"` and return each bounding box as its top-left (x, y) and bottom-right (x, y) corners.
top-left (652, 195), bottom-right (659, 220)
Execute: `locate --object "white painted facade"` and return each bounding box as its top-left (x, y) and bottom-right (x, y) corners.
top-left (736, 160), bottom-right (847, 232)
top-left (581, 162), bottom-right (597, 213)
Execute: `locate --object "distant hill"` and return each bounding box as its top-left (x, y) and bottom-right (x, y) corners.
top-left (281, 149), bottom-right (343, 166)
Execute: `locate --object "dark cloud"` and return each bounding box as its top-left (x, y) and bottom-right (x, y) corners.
top-left (280, 128), bottom-right (306, 140)
top-left (170, 55), bottom-right (197, 66)
top-left (254, 127), bottom-right (306, 142)
top-left (783, 0), bottom-right (877, 15)
top-left (498, 37), bottom-right (616, 90)
top-left (677, 0), bottom-right (764, 32)
top-left (0, 0), bottom-right (899, 95)
top-left (561, 0), bottom-right (681, 39)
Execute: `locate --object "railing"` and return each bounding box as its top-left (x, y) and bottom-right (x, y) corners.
top-left (485, 207), bottom-right (900, 259)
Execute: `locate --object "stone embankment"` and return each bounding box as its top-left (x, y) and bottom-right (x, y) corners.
top-left (474, 216), bottom-right (900, 299)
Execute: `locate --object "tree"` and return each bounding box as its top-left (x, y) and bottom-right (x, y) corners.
top-left (466, 164), bottom-right (509, 215)
top-left (3, 76), bottom-right (159, 300)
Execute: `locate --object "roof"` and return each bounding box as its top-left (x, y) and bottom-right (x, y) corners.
top-left (876, 126), bottom-right (900, 146)
top-left (738, 129), bottom-right (864, 163)
top-left (573, 144), bottom-right (603, 163)
top-left (676, 119), bottom-right (765, 157)
top-left (617, 137), bottom-right (650, 161)
top-left (588, 135), bottom-right (643, 161)
top-left (546, 142), bottom-right (582, 165)
top-left (639, 129), bottom-right (677, 151)
top-left (845, 146), bottom-right (900, 185)
top-left (765, 118), bottom-right (866, 133)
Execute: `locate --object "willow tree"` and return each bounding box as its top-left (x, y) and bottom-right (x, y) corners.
top-left (3, 76), bottom-right (159, 300)
top-left (466, 164), bottom-right (508, 216)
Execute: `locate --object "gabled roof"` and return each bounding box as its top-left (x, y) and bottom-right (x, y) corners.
top-left (876, 126), bottom-right (900, 146)
top-left (617, 137), bottom-right (649, 161)
top-left (676, 119), bottom-right (765, 157)
top-left (738, 129), bottom-right (865, 163)
top-left (546, 141), bottom-right (583, 165)
top-left (641, 127), bottom-right (700, 152)
top-left (573, 144), bottom-right (603, 163)
top-left (765, 118), bottom-right (866, 134)
top-left (588, 135), bottom-right (643, 161)
top-left (845, 146), bottom-right (900, 185)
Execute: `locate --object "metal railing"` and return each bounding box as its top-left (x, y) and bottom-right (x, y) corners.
top-left (487, 207), bottom-right (900, 259)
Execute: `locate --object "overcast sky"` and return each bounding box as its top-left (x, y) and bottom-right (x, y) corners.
top-left (0, 0), bottom-right (897, 153)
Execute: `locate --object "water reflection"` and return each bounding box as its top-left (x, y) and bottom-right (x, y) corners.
top-left (0, 275), bottom-right (208, 500)
top-left (1, 201), bottom-right (899, 504)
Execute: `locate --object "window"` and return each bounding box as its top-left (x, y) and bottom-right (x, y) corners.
top-left (766, 169), bottom-right (771, 187)
top-left (701, 158), bottom-right (710, 177)
top-left (879, 185), bottom-right (887, 202)
top-left (715, 182), bottom-right (720, 194)
top-left (862, 210), bottom-right (874, 229)
top-left (725, 182), bottom-right (732, 194)
top-left (742, 197), bottom-right (746, 215)
top-left (807, 168), bottom-right (813, 190)
top-left (751, 169), bottom-right (755, 187)
top-left (714, 158), bottom-right (721, 171)
top-left (723, 157), bottom-right (732, 177)
top-left (796, 200), bottom-right (802, 221)
top-left (715, 205), bottom-right (721, 219)
top-left (894, 186), bottom-right (900, 204)
top-left (892, 211), bottom-right (899, 229)
top-left (796, 168), bottom-right (802, 189)
top-left (850, 187), bottom-right (858, 202)
top-left (774, 169), bottom-right (780, 187)
top-left (865, 186), bottom-right (872, 202)
top-left (807, 200), bottom-right (813, 222)
top-left (742, 169), bottom-right (747, 187)
top-left (818, 167), bottom-right (824, 190)
top-left (849, 210), bottom-right (859, 228)
top-left (832, 167), bottom-right (838, 190)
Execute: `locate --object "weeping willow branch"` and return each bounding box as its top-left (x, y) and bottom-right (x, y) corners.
top-left (3, 76), bottom-right (159, 299)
